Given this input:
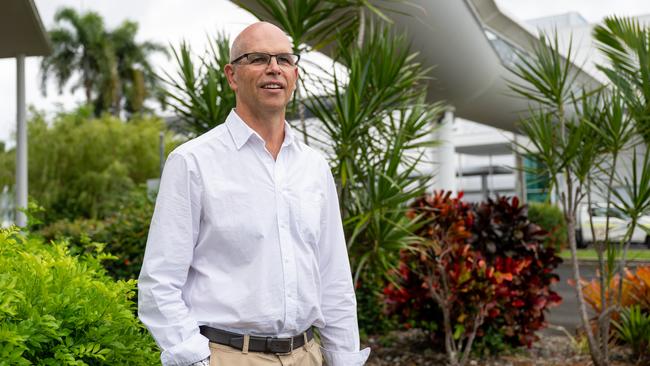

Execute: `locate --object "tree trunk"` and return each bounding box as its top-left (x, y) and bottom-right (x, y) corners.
top-left (85, 80), bottom-right (92, 107)
top-left (588, 181), bottom-right (610, 363)
top-left (567, 212), bottom-right (606, 366)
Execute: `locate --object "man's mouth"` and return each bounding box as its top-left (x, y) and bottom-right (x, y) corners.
top-left (260, 82), bottom-right (284, 89)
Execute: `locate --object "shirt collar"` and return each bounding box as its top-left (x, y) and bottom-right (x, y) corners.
top-left (225, 109), bottom-right (297, 150)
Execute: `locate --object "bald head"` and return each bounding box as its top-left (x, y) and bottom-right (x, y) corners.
top-left (230, 22), bottom-right (293, 62)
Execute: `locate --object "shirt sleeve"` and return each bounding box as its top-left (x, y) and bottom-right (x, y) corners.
top-left (138, 152), bottom-right (211, 366)
top-left (317, 166), bottom-right (371, 366)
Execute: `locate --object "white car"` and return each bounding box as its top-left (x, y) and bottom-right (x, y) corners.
top-left (576, 203), bottom-right (650, 248)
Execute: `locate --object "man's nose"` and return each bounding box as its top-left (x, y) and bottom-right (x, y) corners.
top-left (266, 56), bottom-right (282, 74)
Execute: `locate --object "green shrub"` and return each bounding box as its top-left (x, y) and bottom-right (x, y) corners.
top-left (356, 272), bottom-right (398, 339)
top-left (0, 227), bottom-right (159, 364)
top-left (0, 107), bottom-right (180, 222)
top-left (39, 186), bottom-right (154, 280)
top-left (527, 202), bottom-right (567, 251)
top-left (613, 305), bottom-right (650, 364)
top-left (38, 218), bottom-right (107, 249)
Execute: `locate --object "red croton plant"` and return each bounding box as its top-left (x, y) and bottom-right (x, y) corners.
top-left (384, 191), bottom-right (562, 364)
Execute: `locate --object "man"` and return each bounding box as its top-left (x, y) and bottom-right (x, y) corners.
top-left (138, 22), bottom-right (370, 366)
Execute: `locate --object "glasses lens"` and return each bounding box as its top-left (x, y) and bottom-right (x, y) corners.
top-left (277, 54), bottom-right (298, 66)
top-left (247, 53), bottom-right (271, 65)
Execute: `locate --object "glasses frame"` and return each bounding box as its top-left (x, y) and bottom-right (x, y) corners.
top-left (230, 52), bottom-right (301, 67)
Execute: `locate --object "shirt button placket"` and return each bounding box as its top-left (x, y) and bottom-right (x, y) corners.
top-left (275, 154), bottom-right (298, 331)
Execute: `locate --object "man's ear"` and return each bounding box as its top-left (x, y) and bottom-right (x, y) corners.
top-left (224, 64), bottom-right (237, 92)
top-left (293, 67), bottom-right (298, 90)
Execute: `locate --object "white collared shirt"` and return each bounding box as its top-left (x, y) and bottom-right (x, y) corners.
top-left (138, 110), bottom-right (370, 366)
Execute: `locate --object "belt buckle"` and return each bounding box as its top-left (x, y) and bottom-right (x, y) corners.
top-left (266, 336), bottom-right (293, 355)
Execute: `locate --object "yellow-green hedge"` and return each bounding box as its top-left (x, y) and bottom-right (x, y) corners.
top-left (0, 227), bottom-right (159, 365)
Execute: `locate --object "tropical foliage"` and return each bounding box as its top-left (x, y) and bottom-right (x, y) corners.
top-left (583, 265), bottom-right (650, 364)
top-left (385, 192), bottom-right (492, 366)
top-left (233, 0), bottom-right (363, 53)
top-left (305, 26), bottom-right (441, 283)
top-left (160, 33), bottom-right (235, 136)
top-left (384, 193), bottom-right (562, 365)
top-left (471, 196), bottom-right (563, 348)
top-left (581, 265), bottom-right (650, 318)
top-left (594, 16), bottom-right (650, 145)
top-left (613, 305), bottom-right (650, 364)
top-left (41, 7), bottom-right (167, 116)
top-left (0, 227), bottom-right (159, 365)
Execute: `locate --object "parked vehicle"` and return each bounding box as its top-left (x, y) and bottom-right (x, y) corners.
top-left (576, 203), bottom-right (650, 248)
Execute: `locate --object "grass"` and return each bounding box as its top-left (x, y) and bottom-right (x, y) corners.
top-left (559, 249), bottom-right (650, 262)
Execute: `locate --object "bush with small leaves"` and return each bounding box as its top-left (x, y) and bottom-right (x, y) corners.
top-left (0, 227), bottom-right (159, 365)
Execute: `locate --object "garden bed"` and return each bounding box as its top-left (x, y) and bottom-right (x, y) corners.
top-left (363, 329), bottom-right (636, 366)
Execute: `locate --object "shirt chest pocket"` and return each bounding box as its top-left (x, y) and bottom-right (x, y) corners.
top-left (296, 193), bottom-right (323, 245)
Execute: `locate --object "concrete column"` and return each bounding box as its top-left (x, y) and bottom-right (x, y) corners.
top-left (513, 136), bottom-right (526, 203)
top-left (457, 154), bottom-right (463, 192)
top-left (431, 109), bottom-right (456, 193)
top-left (15, 55), bottom-right (27, 227)
top-left (480, 174), bottom-right (488, 200)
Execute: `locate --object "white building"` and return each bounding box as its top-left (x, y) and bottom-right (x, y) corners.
top-left (455, 10), bottom-right (650, 203)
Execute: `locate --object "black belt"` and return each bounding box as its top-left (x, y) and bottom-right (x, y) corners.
top-left (199, 326), bottom-right (314, 354)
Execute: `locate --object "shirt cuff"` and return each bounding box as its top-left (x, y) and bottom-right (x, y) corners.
top-left (160, 332), bottom-right (211, 366)
top-left (188, 357), bottom-right (210, 366)
top-left (320, 346), bottom-right (371, 366)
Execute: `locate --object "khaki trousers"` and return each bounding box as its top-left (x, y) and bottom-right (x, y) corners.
top-left (209, 339), bottom-right (323, 366)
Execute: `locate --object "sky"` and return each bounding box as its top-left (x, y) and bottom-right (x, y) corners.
top-left (2, 0), bottom-right (650, 146)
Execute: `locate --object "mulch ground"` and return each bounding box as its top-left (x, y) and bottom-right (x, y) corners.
top-left (362, 329), bottom-right (638, 366)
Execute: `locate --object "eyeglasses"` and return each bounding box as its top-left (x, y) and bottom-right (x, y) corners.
top-left (231, 52), bottom-right (300, 68)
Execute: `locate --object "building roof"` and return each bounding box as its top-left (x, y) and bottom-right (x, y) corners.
top-left (527, 12), bottom-right (589, 30)
top-left (0, 0), bottom-right (51, 58)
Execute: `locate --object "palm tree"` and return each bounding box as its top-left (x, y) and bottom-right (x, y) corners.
top-left (109, 20), bottom-right (167, 116)
top-left (41, 7), bottom-right (167, 116)
top-left (41, 7), bottom-right (114, 108)
top-left (594, 16), bottom-right (650, 145)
